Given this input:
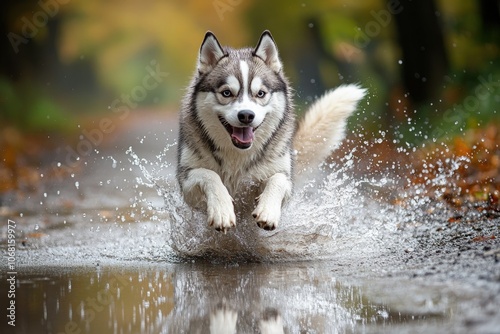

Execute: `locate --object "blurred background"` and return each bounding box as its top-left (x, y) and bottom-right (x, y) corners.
top-left (0, 0), bottom-right (499, 190)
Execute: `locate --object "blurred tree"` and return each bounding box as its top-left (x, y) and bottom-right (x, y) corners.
top-left (479, 0), bottom-right (500, 48)
top-left (393, 0), bottom-right (449, 105)
top-left (394, 0), bottom-right (448, 104)
top-left (1, 0), bottom-right (46, 81)
top-left (479, 0), bottom-right (500, 33)
top-left (1, 0), bottom-right (75, 130)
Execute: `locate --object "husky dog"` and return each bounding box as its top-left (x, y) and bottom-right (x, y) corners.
top-left (177, 30), bottom-right (365, 233)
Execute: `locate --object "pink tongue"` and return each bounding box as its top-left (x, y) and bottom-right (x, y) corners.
top-left (231, 127), bottom-right (254, 143)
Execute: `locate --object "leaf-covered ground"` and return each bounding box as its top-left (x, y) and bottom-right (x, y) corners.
top-left (409, 123), bottom-right (499, 220)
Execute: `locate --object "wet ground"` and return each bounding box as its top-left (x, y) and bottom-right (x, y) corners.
top-left (1, 113), bottom-right (500, 333)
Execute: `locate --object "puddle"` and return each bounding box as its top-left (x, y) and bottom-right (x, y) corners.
top-left (0, 263), bottom-right (454, 334)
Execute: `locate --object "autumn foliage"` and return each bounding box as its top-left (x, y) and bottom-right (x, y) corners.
top-left (409, 123), bottom-right (499, 213)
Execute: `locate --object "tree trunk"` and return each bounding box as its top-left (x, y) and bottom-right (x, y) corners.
top-left (393, 0), bottom-right (449, 105)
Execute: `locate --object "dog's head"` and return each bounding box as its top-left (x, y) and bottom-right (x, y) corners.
top-left (193, 31), bottom-right (290, 150)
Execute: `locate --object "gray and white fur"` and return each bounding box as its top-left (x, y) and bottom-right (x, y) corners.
top-left (177, 30), bottom-right (366, 233)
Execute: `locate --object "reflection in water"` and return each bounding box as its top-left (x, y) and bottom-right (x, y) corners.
top-left (1, 263), bottom-right (446, 334)
top-left (7, 268), bottom-right (174, 334)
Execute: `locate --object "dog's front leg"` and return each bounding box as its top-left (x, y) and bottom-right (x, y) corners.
top-left (181, 168), bottom-right (236, 233)
top-left (252, 173), bottom-right (292, 231)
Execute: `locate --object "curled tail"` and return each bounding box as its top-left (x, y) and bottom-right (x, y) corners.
top-left (293, 84), bottom-right (366, 176)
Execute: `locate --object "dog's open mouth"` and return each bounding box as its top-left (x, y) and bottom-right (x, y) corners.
top-left (219, 116), bottom-right (255, 149)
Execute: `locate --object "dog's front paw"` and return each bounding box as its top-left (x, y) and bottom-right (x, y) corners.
top-left (207, 194), bottom-right (236, 233)
top-left (252, 201), bottom-right (281, 231)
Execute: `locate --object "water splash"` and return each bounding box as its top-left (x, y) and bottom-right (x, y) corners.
top-left (126, 140), bottom-right (414, 263)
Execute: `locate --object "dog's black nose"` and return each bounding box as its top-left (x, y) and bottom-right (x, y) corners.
top-left (237, 110), bottom-right (255, 125)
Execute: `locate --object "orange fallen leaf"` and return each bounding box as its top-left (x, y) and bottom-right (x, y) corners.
top-left (472, 235), bottom-right (496, 242)
top-left (25, 232), bottom-right (49, 238)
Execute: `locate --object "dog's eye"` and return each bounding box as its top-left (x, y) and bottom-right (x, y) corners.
top-left (221, 90), bottom-right (233, 98)
top-left (256, 90), bottom-right (266, 98)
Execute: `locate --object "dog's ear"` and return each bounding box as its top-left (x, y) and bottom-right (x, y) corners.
top-left (253, 30), bottom-right (282, 73)
top-left (198, 31), bottom-right (226, 74)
